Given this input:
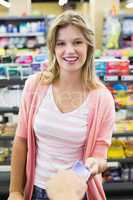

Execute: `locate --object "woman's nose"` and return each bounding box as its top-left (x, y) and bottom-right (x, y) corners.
top-left (65, 43), bottom-right (75, 53)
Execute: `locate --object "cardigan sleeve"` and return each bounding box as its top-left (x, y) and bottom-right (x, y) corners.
top-left (91, 89), bottom-right (116, 159)
top-left (15, 74), bottom-right (38, 139)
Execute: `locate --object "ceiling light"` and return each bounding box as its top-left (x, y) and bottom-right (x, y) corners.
top-left (126, 0), bottom-right (133, 8)
top-left (0, 0), bottom-right (10, 8)
top-left (59, 0), bottom-right (68, 6)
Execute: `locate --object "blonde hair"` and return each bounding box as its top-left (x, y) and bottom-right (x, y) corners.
top-left (40, 10), bottom-right (102, 90)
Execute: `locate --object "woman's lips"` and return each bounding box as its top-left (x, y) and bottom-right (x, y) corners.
top-left (63, 57), bottom-right (79, 63)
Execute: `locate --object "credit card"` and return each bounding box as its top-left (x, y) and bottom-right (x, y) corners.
top-left (72, 160), bottom-right (91, 181)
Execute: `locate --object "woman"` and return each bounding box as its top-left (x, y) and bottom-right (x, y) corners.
top-left (8, 10), bottom-right (115, 200)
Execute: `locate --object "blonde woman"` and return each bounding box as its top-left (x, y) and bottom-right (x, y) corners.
top-left (8, 10), bottom-right (115, 200)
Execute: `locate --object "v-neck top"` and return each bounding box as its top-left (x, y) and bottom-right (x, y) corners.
top-left (33, 84), bottom-right (90, 189)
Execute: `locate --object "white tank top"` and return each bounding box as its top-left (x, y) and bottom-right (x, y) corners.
top-left (33, 85), bottom-right (90, 189)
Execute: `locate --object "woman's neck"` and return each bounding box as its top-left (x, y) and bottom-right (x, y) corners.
top-left (56, 72), bottom-right (83, 91)
top-left (55, 78), bottom-right (83, 92)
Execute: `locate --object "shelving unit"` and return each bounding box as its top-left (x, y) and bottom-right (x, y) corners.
top-left (113, 132), bottom-right (133, 137)
top-left (108, 157), bottom-right (133, 163)
top-left (103, 181), bottom-right (133, 199)
top-left (95, 53), bottom-right (133, 197)
top-left (102, 13), bottom-right (133, 49)
top-left (0, 32), bottom-right (44, 37)
top-left (0, 16), bottom-right (47, 50)
top-left (103, 75), bottom-right (133, 82)
top-left (0, 79), bottom-right (26, 88)
top-left (101, 73), bottom-right (133, 197)
top-left (0, 171), bottom-right (10, 196)
top-left (0, 15), bottom-right (47, 183)
top-left (119, 15), bottom-right (133, 48)
top-left (0, 105), bottom-right (18, 196)
top-left (0, 15), bottom-right (43, 196)
top-left (0, 106), bottom-right (19, 114)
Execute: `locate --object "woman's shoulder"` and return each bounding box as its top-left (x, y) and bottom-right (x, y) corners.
top-left (90, 85), bottom-right (114, 102)
top-left (25, 72), bottom-right (47, 89)
top-left (26, 72), bottom-right (41, 84)
top-left (24, 72), bottom-right (50, 94)
top-left (22, 72), bottom-right (41, 95)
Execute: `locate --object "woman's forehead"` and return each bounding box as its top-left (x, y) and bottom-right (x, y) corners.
top-left (56, 24), bottom-right (85, 39)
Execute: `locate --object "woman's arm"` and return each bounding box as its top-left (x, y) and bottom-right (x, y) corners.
top-left (85, 89), bottom-right (115, 177)
top-left (8, 136), bottom-right (27, 199)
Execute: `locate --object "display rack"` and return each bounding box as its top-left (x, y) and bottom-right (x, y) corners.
top-left (0, 171), bottom-right (10, 198)
top-left (113, 132), bottom-right (133, 137)
top-left (0, 79), bottom-right (26, 88)
top-left (0, 16), bottom-right (48, 199)
top-left (103, 181), bottom-right (133, 199)
top-left (0, 106), bottom-right (18, 197)
top-left (0, 16), bottom-right (47, 50)
top-left (119, 15), bottom-right (133, 48)
top-left (0, 107), bottom-right (19, 114)
top-left (101, 72), bottom-right (133, 197)
top-left (102, 14), bottom-right (133, 49)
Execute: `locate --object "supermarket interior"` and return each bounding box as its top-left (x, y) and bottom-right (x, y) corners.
top-left (0, 0), bottom-right (133, 199)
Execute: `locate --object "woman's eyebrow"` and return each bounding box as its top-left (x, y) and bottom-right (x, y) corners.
top-left (56, 37), bottom-right (84, 41)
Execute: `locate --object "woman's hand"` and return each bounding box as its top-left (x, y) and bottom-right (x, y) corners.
top-left (46, 169), bottom-right (87, 200)
top-left (85, 157), bottom-right (107, 177)
top-left (85, 157), bottom-right (99, 176)
top-left (8, 192), bottom-right (24, 200)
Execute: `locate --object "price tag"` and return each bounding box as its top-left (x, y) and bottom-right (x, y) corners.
top-left (121, 75), bottom-right (133, 81)
top-left (0, 115), bottom-right (2, 122)
top-left (104, 76), bottom-right (118, 81)
top-left (0, 165), bottom-right (11, 172)
top-left (107, 162), bottom-right (119, 168)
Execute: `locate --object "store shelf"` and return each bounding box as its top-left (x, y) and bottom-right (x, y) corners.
top-left (120, 15), bottom-right (133, 20)
top-left (0, 136), bottom-right (14, 140)
top-left (116, 105), bottom-right (133, 110)
top-left (0, 16), bottom-right (46, 21)
top-left (108, 158), bottom-right (133, 164)
top-left (0, 106), bottom-right (19, 114)
top-left (0, 166), bottom-right (10, 172)
top-left (103, 75), bottom-right (120, 82)
top-left (103, 181), bottom-right (133, 194)
top-left (0, 78), bottom-right (26, 87)
top-left (113, 132), bottom-right (133, 137)
top-left (121, 34), bottom-right (133, 38)
top-left (0, 15), bottom-right (46, 53)
top-left (0, 32), bottom-right (44, 37)
top-left (0, 171), bottom-right (10, 194)
top-left (100, 75), bottom-right (133, 82)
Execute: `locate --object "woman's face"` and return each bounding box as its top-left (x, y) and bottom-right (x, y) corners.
top-left (55, 25), bottom-right (88, 74)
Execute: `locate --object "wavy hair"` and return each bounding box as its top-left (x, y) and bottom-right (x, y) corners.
top-left (40, 10), bottom-right (103, 90)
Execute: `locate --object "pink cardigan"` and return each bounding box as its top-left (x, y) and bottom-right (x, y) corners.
top-left (15, 74), bottom-right (115, 200)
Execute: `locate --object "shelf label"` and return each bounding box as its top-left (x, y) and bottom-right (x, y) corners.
top-left (104, 76), bottom-right (118, 81)
top-left (0, 165), bottom-right (11, 172)
top-left (107, 162), bottom-right (119, 167)
top-left (121, 75), bottom-right (133, 81)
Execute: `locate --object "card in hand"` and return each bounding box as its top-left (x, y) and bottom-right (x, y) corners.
top-left (72, 160), bottom-right (91, 181)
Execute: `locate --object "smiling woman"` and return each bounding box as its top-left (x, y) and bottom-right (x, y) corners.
top-left (8, 10), bottom-right (115, 200)
top-left (42, 10), bottom-right (97, 91)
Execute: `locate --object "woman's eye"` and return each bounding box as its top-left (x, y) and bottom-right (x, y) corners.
top-left (56, 42), bottom-right (65, 46)
top-left (74, 41), bottom-right (83, 45)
